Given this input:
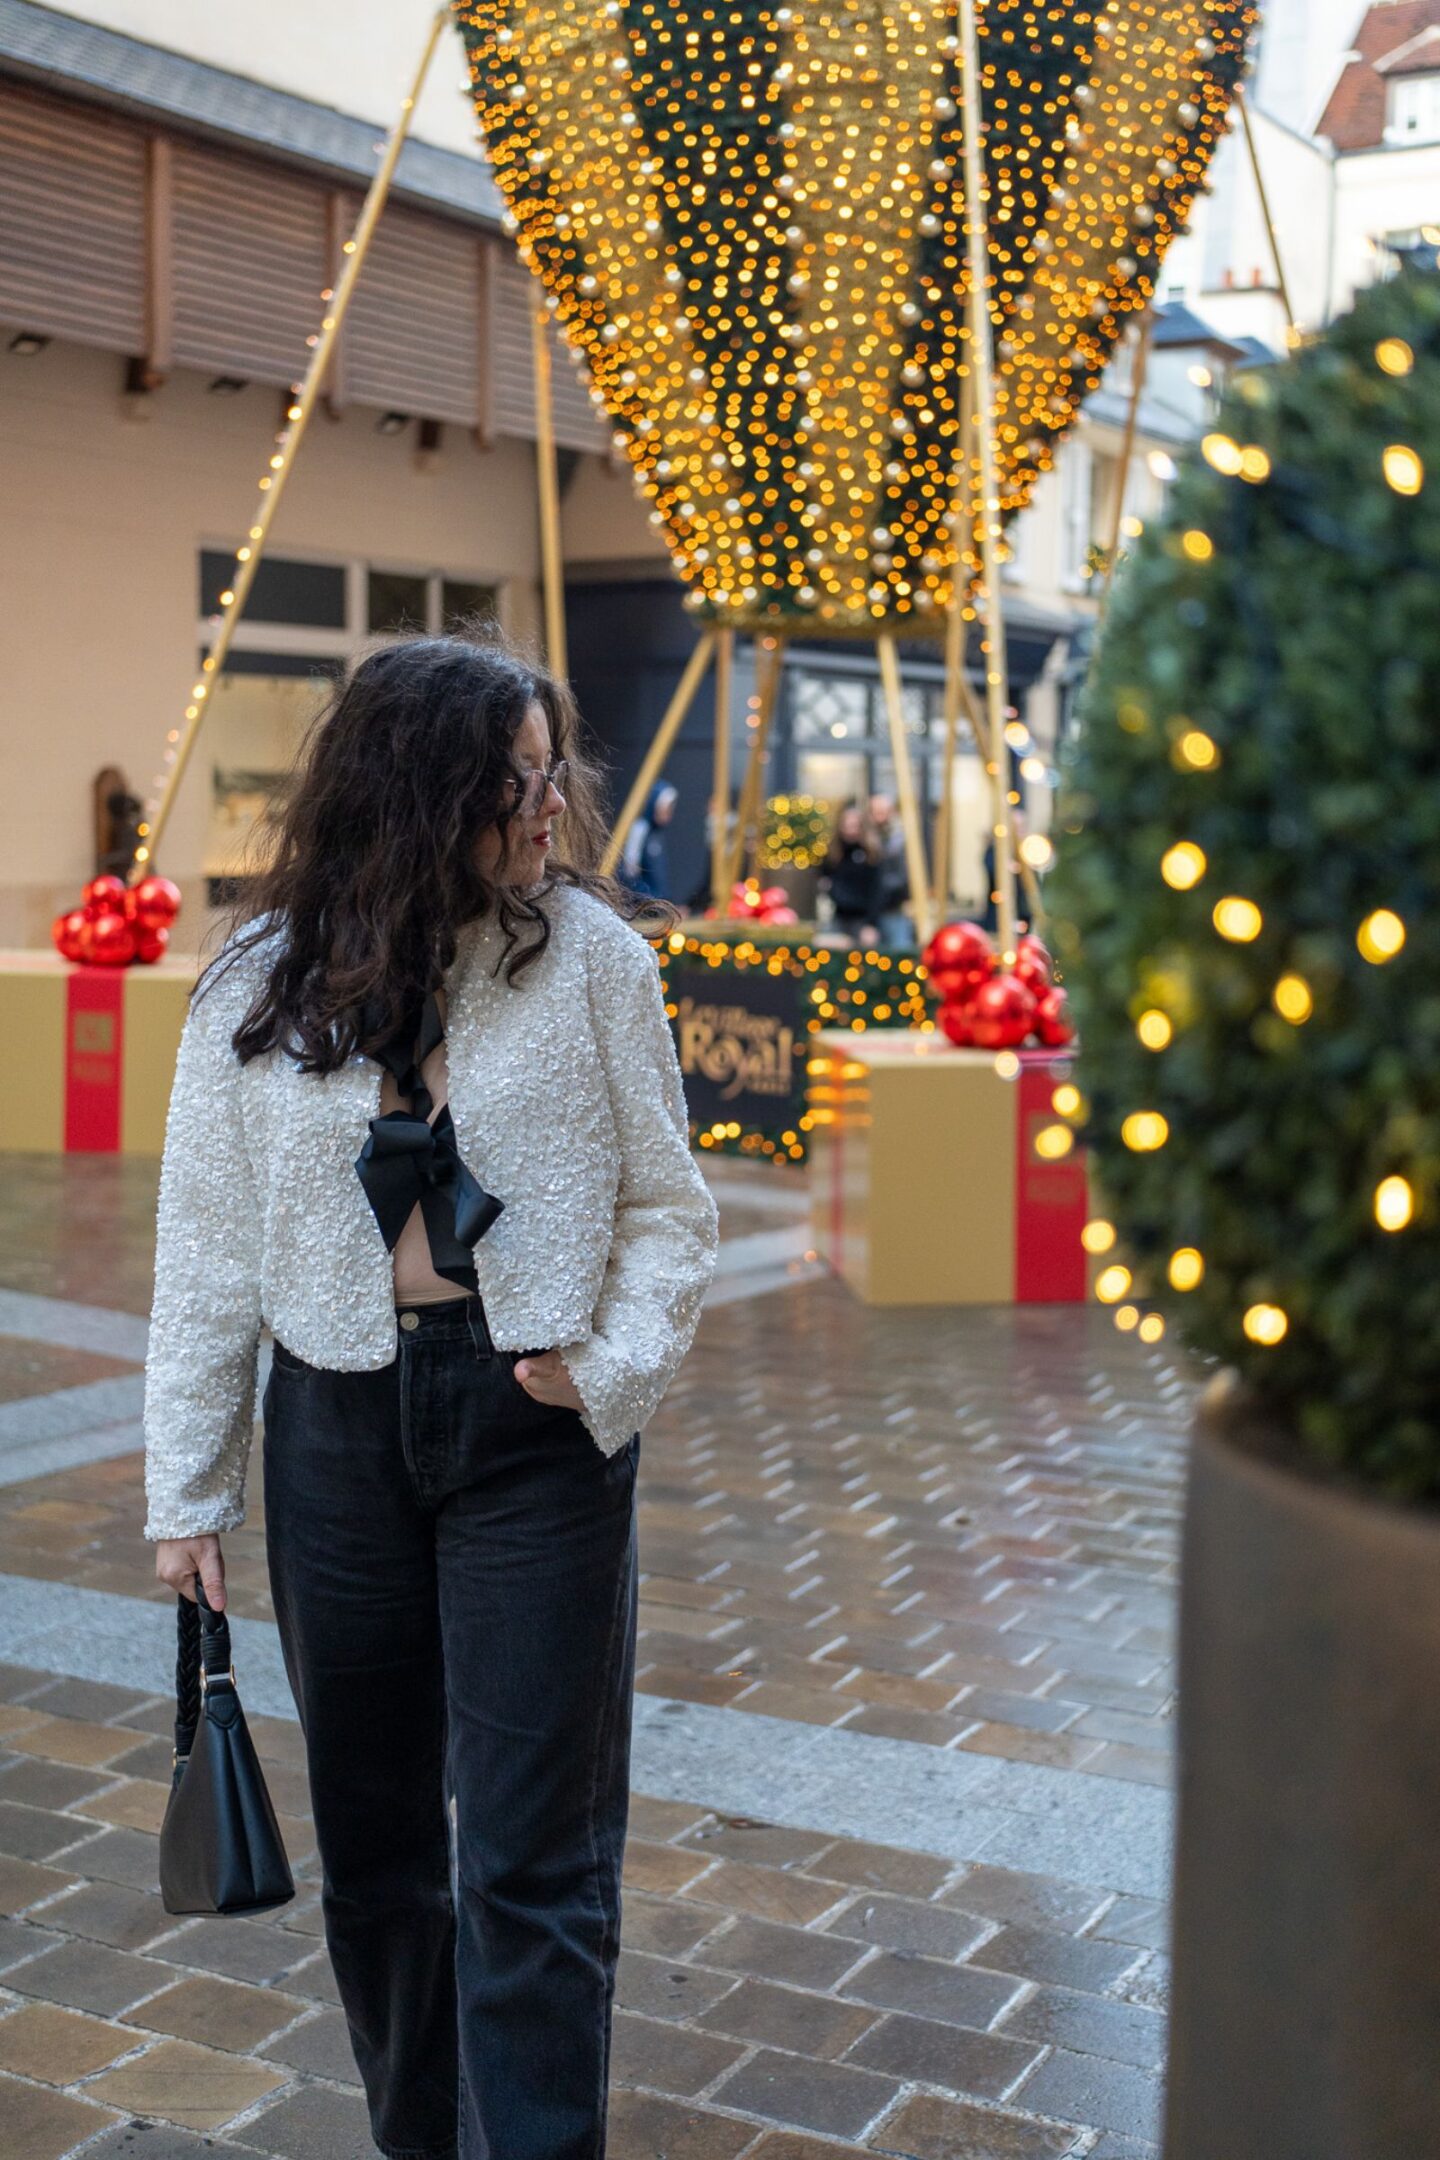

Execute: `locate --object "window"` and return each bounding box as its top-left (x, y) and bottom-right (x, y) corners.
top-left (441, 579), bottom-right (499, 630)
top-left (196, 550), bottom-right (504, 909)
top-left (367, 569), bottom-right (430, 635)
top-left (1389, 72), bottom-right (1440, 144)
top-left (199, 551), bottom-right (346, 628)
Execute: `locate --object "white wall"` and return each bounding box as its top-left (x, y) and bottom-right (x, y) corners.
top-left (1164, 109), bottom-right (1335, 337)
top-left (1331, 140), bottom-right (1440, 305)
top-left (1252, 0), bottom-right (1361, 136)
top-left (42, 1), bottom-right (483, 157)
top-left (0, 338), bottom-right (540, 944)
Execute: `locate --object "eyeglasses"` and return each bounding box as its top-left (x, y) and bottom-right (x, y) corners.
top-left (500, 757), bottom-right (568, 818)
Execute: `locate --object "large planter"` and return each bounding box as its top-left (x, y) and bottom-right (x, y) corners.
top-left (760, 863), bottom-right (819, 918)
top-left (1166, 1381), bottom-right (1440, 2159)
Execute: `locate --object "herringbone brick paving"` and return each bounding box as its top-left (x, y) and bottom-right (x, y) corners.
top-left (0, 1153), bottom-right (1183, 2155)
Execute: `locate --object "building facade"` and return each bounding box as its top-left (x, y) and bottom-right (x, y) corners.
top-left (1, 0), bottom-right (1288, 944)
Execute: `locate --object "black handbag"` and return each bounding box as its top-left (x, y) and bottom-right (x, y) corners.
top-left (158, 1575), bottom-right (295, 1917)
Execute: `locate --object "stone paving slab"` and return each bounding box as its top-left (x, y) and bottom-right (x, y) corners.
top-left (0, 1667), bottom-right (1169, 2158)
top-left (0, 1579), bottom-right (1173, 1901)
top-left (0, 1150), bottom-right (1184, 2154)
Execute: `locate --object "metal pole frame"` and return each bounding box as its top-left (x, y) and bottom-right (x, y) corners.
top-left (1098, 308), bottom-right (1154, 618)
top-left (599, 633), bottom-right (716, 879)
top-left (531, 300), bottom-right (568, 677)
top-left (875, 635), bottom-right (935, 951)
top-left (709, 627), bottom-right (734, 914)
top-left (956, 0), bottom-right (1019, 960)
top-left (132, 3), bottom-right (452, 879)
top-left (723, 637), bottom-right (786, 898)
top-left (1236, 84), bottom-right (1298, 341)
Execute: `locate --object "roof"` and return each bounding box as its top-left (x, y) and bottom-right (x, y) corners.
top-left (1230, 334), bottom-right (1282, 367)
top-left (0, 0), bottom-right (503, 227)
top-left (1319, 2), bottom-right (1440, 150)
top-left (1149, 301), bottom-right (1249, 360)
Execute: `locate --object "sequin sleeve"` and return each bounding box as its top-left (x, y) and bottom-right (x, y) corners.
top-left (558, 921), bottom-right (719, 1453)
top-left (142, 978), bottom-right (264, 1540)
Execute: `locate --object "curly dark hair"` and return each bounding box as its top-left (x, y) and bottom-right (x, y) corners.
top-left (195, 631), bottom-right (673, 1073)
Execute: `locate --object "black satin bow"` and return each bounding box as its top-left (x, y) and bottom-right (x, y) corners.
top-left (354, 987), bottom-right (504, 1292)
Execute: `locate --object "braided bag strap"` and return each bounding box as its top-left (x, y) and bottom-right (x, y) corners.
top-left (172, 1575), bottom-right (234, 1773)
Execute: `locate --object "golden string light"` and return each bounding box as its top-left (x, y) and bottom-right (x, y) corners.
top-left (1358, 908), bottom-right (1406, 963)
top-left (1272, 972), bottom-right (1313, 1024)
top-left (131, 7), bottom-right (452, 875)
top-left (1213, 895), bottom-right (1261, 942)
top-left (1161, 840), bottom-right (1206, 890)
top-left (1375, 1176), bottom-right (1415, 1233)
top-left (453, 0), bottom-right (1255, 632)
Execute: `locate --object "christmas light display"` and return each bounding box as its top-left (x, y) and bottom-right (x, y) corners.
top-left (454, 0), bottom-right (1254, 633)
top-left (1050, 267), bottom-right (1440, 1496)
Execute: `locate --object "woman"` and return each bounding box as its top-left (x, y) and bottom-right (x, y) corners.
top-left (820, 799), bottom-right (883, 947)
top-left (142, 635), bottom-right (719, 2160)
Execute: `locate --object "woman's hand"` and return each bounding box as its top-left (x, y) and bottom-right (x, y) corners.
top-left (514, 1349), bottom-right (585, 1414)
top-left (155, 1534), bottom-right (226, 1612)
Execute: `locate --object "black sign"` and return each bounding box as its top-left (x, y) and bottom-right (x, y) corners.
top-left (668, 965), bottom-right (806, 1137)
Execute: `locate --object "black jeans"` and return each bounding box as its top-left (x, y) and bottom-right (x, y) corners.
top-left (261, 1294), bottom-right (640, 2160)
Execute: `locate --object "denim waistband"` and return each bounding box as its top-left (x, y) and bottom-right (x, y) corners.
top-left (394, 1295), bottom-right (495, 1356)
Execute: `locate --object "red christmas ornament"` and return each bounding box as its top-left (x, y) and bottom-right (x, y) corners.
top-left (923, 920), bottom-right (995, 999)
top-left (133, 922), bottom-right (170, 965)
top-left (1014, 934), bottom-right (1054, 995)
top-left (728, 880), bottom-right (795, 925)
top-left (1033, 986), bottom-right (1076, 1047)
top-left (939, 1001), bottom-right (979, 1048)
top-left (966, 972), bottom-right (1037, 1050)
top-left (130, 875), bottom-right (182, 931)
top-left (79, 911), bottom-right (137, 968)
top-left (82, 874), bottom-right (128, 918)
top-left (52, 908), bottom-right (88, 962)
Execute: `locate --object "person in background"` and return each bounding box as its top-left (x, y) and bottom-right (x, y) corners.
top-left (821, 799), bottom-right (883, 947)
top-left (621, 779), bottom-right (678, 899)
top-left (685, 786), bottom-right (738, 914)
top-left (868, 791), bottom-right (912, 946)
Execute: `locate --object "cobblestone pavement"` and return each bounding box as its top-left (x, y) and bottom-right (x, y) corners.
top-left (0, 1151), bottom-right (1185, 2159)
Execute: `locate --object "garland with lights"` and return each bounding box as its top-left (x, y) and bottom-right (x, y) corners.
top-left (1049, 267), bottom-right (1440, 1500)
top-left (653, 928), bottom-right (934, 1161)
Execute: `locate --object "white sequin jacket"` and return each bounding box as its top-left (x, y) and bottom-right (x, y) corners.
top-left (142, 887), bottom-right (719, 1540)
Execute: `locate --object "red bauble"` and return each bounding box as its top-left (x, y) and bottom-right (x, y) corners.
top-left (1014, 934), bottom-right (1054, 994)
top-left (1033, 986), bottom-right (1076, 1047)
top-left (758, 885), bottom-right (789, 913)
top-left (82, 874), bottom-right (128, 918)
top-left (764, 905), bottom-right (799, 925)
top-left (133, 922), bottom-right (170, 965)
top-left (79, 910), bottom-right (137, 967)
top-left (52, 908), bottom-right (88, 962)
top-left (923, 920), bottom-right (995, 1000)
top-left (939, 1001), bottom-right (979, 1047)
top-left (966, 972), bottom-right (1038, 1050)
top-left (130, 874), bottom-right (182, 931)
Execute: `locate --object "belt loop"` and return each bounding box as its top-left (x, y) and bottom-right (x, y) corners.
top-left (466, 1297), bottom-right (492, 1361)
